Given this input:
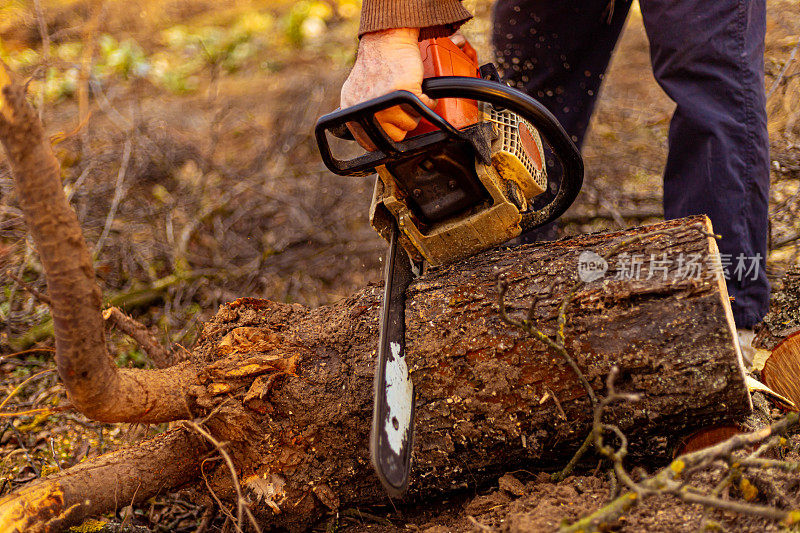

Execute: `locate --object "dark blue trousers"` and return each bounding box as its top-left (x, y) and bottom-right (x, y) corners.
top-left (493, 0), bottom-right (770, 327)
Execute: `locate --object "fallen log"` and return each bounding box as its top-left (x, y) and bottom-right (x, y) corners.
top-left (0, 63), bottom-right (752, 531)
top-left (0, 217), bottom-right (751, 531)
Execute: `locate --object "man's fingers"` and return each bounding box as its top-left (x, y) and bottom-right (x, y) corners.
top-left (418, 93), bottom-right (437, 110)
top-left (379, 122), bottom-right (409, 142)
top-left (346, 109), bottom-right (414, 147)
top-left (376, 106), bottom-right (420, 133)
top-left (346, 96), bottom-right (438, 149)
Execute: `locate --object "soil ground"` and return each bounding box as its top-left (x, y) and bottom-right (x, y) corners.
top-left (0, 0), bottom-right (799, 531)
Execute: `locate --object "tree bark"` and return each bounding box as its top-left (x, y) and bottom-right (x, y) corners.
top-left (0, 429), bottom-right (206, 532)
top-left (182, 215), bottom-right (749, 530)
top-left (0, 215), bottom-right (751, 531)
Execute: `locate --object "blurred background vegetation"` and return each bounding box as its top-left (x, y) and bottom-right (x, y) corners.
top-left (0, 0), bottom-right (797, 530)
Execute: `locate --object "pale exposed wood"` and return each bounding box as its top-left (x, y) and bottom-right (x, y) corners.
top-left (762, 332), bottom-right (800, 410)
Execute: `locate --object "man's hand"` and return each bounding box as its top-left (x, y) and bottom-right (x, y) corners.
top-left (340, 28), bottom-right (436, 150)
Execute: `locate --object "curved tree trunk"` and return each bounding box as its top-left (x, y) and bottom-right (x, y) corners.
top-left (0, 62), bottom-right (197, 423)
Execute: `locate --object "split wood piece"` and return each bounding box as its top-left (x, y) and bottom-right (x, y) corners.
top-left (762, 332), bottom-right (800, 411)
top-left (675, 425), bottom-right (741, 456)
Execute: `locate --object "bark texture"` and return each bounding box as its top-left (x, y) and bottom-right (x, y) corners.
top-left (0, 429), bottom-right (206, 532)
top-left (755, 265), bottom-right (800, 408)
top-left (178, 215), bottom-right (748, 531)
top-left (754, 265), bottom-right (800, 351)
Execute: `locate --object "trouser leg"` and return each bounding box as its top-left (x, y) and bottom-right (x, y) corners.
top-left (491, 0), bottom-right (632, 147)
top-left (492, 0), bottom-right (632, 242)
top-left (640, 0), bottom-right (770, 327)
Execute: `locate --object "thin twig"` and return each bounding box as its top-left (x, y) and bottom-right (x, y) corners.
top-left (552, 431), bottom-right (594, 482)
top-left (543, 385), bottom-right (567, 421)
top-left (32, 0), bottom-right (50, 122)
top-left (183, 421), bottom-right (263, 533)
top-left (497, 279), bottom-right (597, 407)
top-left (0, 369), bottom-right (55, 411)
top-left (5, 270), bottom-right (51, 306)
top-left (102, 306), bottom-right (171, 368)
top-left (94, 139), bottom-right (132, 255)
top-left (199, 458), bottom-right (239, 530)
top-left (49, 437), bottom-right (61, 471)
top-left (560, 411), bottom-right (800, 531)
top-left (9, 423), bottom-right (40, 478)
top-left (767, 38), bottom-right (800, 100)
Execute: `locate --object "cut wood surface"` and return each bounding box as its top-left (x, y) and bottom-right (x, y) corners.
top-left (754, 266), bottom-right (800, 409)
top-left (762, 332), bottom-right (800, 410)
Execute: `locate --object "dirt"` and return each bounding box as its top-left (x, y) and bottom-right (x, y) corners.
top-left (0, 0), bottom-right (799, 531)
top-left (323, 447), bottom-right (800, 533)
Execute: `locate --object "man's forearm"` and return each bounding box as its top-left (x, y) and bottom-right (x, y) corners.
top-left (359, 0), bottom-right (473, 39)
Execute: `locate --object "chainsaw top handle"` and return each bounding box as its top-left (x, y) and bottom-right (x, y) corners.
top-left (314, 76), bottom-right (584, 232)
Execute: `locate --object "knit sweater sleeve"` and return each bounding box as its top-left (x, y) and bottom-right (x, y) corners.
top-left (358, 0), bottom-right (473, 39)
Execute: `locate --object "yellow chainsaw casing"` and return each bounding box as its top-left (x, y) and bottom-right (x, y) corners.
top-left (369, 107), bottom-right (548, 267)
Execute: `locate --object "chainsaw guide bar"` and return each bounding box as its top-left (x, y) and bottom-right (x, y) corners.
top-left (370, 222), bottom-right (417, 497)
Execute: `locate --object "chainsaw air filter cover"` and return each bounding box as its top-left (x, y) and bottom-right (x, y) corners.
top-left (485, 105), bottom-right (548, 199)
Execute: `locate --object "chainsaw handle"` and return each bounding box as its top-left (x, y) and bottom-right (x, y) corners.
top-left (421, 77), bottom-right (583, 231)
top-left (314, 77), bottom-right (583, 230)
top-left (315, 91), bottom-right (471, 177)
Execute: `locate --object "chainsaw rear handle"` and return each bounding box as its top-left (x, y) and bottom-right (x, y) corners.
top-left (314, 77), bottom-right (584, 231)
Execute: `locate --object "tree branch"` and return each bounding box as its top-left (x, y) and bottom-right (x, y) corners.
top-left (0, 62), bottom-right (195, 423)
top-left (102, 307), bottom-right (171, 368)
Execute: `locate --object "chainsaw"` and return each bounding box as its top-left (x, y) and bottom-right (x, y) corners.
top-left (315, 37), bottom-right (583, 497)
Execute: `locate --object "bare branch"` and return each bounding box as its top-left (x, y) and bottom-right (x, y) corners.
top-left (94, 139), bottom-right (132, 255)
top-left (5, 269), bottom-right (51, 306)
top-left (102, 307), bottom-right (171, 368)
top-left (0, 62), bottom-right (196, 423)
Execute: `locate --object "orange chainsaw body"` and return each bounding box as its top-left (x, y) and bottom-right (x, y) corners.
top-left (410, 38), bottom-right (481, 136)
top-left (368, 37), bottom-right (550, 266)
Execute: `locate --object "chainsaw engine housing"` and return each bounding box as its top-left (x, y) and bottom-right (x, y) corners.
top-left (369, 38), bottom-right (549, 266)
top-left (370, 110), bottom-right (548, 266)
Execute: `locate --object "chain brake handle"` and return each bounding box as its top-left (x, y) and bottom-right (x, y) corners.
top-left (314, 77), bottom-right (584, 231)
